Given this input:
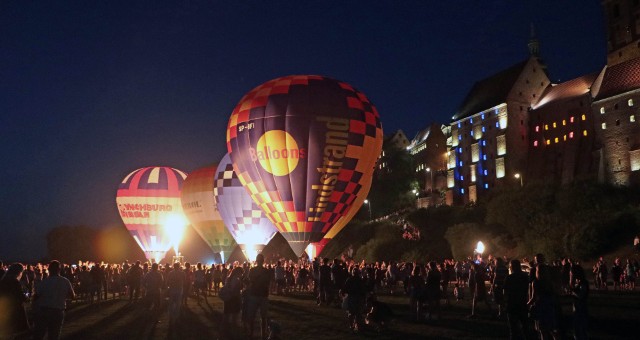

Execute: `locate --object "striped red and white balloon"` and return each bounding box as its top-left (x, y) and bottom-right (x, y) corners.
top-left (116, 167), bottom-right (187, 262)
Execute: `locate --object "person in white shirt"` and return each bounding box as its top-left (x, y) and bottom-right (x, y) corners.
top-left (33, 260), bottom-right (75, 340)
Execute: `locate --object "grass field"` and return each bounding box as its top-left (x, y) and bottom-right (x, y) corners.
top-left (53, 287), bottom-right (639, 340)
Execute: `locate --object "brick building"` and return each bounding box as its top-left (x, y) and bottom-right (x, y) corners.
top-left (407, 123), bottom-right (448, 206)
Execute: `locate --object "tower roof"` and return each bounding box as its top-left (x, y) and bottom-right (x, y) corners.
top-left (533, 72), bottom-right (599, 109)
top-left (452, 59), bottom-right (529, 121)
top-left (595, 57), bottom-right (640, 100)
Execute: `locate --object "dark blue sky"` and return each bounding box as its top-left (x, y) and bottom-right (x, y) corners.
top-left (0, 1), bottom-right (606, 260)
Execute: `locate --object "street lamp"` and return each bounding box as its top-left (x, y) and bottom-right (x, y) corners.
top-left (426, 167), bottom-right (433, 192)
top-left (363, 199), bottom-right (372, 221)
top-left (514, 173), bottom-right (523, 187)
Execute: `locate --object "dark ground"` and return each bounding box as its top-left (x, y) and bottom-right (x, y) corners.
top-left (47, 287), bottom-right (640, 340)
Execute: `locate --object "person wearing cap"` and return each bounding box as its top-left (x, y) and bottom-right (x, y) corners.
top-left (32, 260), bottom-right (75, 340)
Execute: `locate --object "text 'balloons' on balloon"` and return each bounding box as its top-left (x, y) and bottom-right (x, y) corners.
top-left (226, 75), bottom-right (383, 255)
top-left (180, 165), bottom-right (237, 264)
top-left (214, 153), bottom-right (278, 261)
top-left (116, 167), bottom-right (188, 263)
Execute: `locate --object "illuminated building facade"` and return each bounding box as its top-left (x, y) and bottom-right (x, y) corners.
top-left (447, 56), bottom-right (550, 204)
top-left (528, 73), bottom-right (599, 184)
top-left (407, 123), bottom-right (448, 206)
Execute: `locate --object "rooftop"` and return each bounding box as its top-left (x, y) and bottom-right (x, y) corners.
top-left (533, 72), bottom-right (599, 109)
top-left (595, 57), bottom-right (640, 100)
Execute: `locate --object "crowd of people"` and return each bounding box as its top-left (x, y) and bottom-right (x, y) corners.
top-left (0, 252), bottom-right (638, 340)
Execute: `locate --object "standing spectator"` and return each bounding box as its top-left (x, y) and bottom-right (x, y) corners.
top-left (274, 261), bottom-right (286, 296)
top-left (223, 267), bottom-right (243, 326)
top-left (528, 255), bottom-right (557, 340)
top-left (611, 258), bottom-right (623, 291)
top-left (408, 266), bottom-right (425, 321)
top-left (317, 258), bottom-right (332, 306)
top-left (425, 261), bottom-right (442, 321)
top-left (127, 261), bottom-right (143, 301)
top-left (492, 257), bottom-right (508, 318)
top-left (166, 262), bottom-right (185, 326)
top-left (341, 267), bottom-right (366, 333)
top-left (503, 260), bottom-right (529, 340)
top-left (0, 263), bottom-right (29, 338)
top-left (32, 260), bottom-right (75, 340)
top-left (469, 262), bottom-right (492, 318)
top-left (570, 264), bottom-right (589, 340)
top-left (634, 235), bottom-right (639, 253)
top-left (246, 254), bottom-right (271, 340)
top-left (143, 263), bottom-right (164, 313)
top-left (194, 263), bottom-right (207, 303)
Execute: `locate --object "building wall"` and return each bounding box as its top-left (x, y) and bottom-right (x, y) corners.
top-left (593, 90), bottom-right (640, 185)
top-left (529, 95), bottom-right (597, 184)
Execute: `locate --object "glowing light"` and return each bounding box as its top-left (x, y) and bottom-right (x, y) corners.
top-left (162, 213), bottom-right (187, 255)
top-left (475, 241), bottom-right (485, 254)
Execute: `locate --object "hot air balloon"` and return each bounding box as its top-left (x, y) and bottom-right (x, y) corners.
top-left (116, 167), bottom-right (188, 263)
top-left (226, 75), bottom-right (383, 255)
top-left (181, 165), bottom-right (237, 263)
top-left (214, 153), bottom-right (278, 261)
top-left (310, 172), bottom-right (373, 257)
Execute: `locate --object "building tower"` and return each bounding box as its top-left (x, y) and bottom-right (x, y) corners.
top-left (603, 0), bottom-right (640, 66)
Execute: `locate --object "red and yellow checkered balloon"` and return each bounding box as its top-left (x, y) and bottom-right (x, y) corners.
top-left (226, 75), bottom-right (383, 255)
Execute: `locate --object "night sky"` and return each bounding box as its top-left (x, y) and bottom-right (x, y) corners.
top-left (1, 1), bottom-right (606, 261)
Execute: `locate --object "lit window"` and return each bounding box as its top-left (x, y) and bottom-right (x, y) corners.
top-left (600, 107), bottom-right (605, 114)
top-left (458, 122), bottom-right (461, 128)
top-left (470, 165), bottom-right (476, 182)
top-left (447, 170), bottom-right (455, 188)
top-left (499, 116), bottom-right (507, 129)
top-left (602, 122), bottom-right (607, 130)
top-left (562, 120), bottom-right (566, 126)
top-left (483, 155), bottom-right (487, 161)
top-left (458, 147), bottom-right (462, 153)
top-left (554, 137), bottom-right (559, 143)
top-left (631, 150), bottom-right (640, 171)
top-left (484, 170), bottom-right (488, 176)
top-left (484, 183), bottom-right (489, 189)
top-left (545, 124), bottom-right (549, 130)
top-left (458, 135), bottom-right (462, 141)
top-left (471, 143), bottom-right (480, 162)
top-left (470, 118), bottom-right (473, 123)
top-left (534, 140), bottom-right (538, 147)
top-left (496, 135), bottom-right (507, 155)
top-left (582, 130), bottom-right (587, 136)
top-left (570, 116), bottom-right (575, 123)
top-left (482, 140), bottom-right (486, 146)
top-left (563, 135), bottom-right (567, 141)
top-left (481, 113), bottom-right (485, 120)
top-left (461, 188), bottom-right (465, 194)
top-left (630, 99), bottom-right (634, 107)
top-left (496, 158), bottom-right (505, 178)
top-left (471, 130), bottom-right (474, 136)
top-left (546, 139), bottom-right (551, 145)
top-left (535, 125), bottom-right (540, 132)
top-left (569, 132), bottom-right (574, 138)
top-left (631, 115), bottom-right (636, 122)
top-left (553, 122), bottom-right (557, 128)
top-left (495, 122), bottom-right (500, 128)
top-left (482, 126), bottom-right (486, 133)
top-left (582, 114), bottom-right (586, 121)
top-left (459, 161), bottom-right (463, 167)
top-left (461, 175), bottom-right (464, 181)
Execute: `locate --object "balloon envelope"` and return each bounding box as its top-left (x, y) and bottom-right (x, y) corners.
top-left (226, 75), bottom-right (383, 255)
top-left (214, 153), bottom-right (278, 259)
top-left (181, 165), bottom-right (237, 263)
top-left (116, 167), bottom-right (187, 262)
